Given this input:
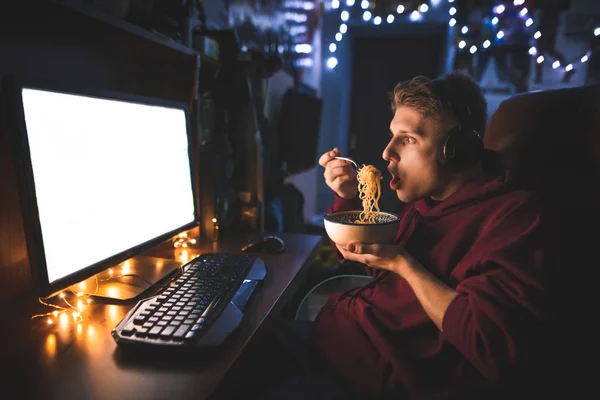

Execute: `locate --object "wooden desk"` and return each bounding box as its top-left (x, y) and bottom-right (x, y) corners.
top-left (0, 232), bottom-right (323, 400)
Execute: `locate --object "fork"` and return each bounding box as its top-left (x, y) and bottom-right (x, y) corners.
top-left (333, 156), bottom-right (359, 170)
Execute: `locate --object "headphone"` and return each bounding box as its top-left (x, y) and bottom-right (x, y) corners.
top-left (431, 78), bottom-right (484, 170)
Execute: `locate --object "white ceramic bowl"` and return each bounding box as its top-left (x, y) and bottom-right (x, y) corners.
top-left (323, 210), bottom-right (400, 247)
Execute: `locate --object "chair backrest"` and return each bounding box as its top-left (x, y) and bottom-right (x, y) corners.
top-left (484, 85), bottom-right (600, 268)
top-left (485, 85), bottom-right (600, 199)
top-left (484, 85), bottom-right (600, 393)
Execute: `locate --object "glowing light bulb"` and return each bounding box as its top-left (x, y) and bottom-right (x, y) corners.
top-left (122, 261), bottom-right (130, 273)
top-left (179, 249), bottom-right (189, 263)
top-left (47, 318), bottom-right (53, 325)
top-left (45, 334), bottom-right (56, 357)
top-left (53, 311), bottom-right (59, 317)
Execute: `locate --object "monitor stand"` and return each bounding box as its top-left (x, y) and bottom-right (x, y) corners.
top-left (68, 255), bottom-right (183, 302)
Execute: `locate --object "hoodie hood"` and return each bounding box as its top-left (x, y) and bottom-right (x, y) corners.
top-left (414, 150), bottom-right (513, 217)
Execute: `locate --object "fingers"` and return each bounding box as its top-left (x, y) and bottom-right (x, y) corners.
top-left (318, 148), bottom-right (341, 167)
top-left (346, 242), bottom-right (377, 254)
top-left (325, 165), bottom-right (356, 184)
top-left (346, 242), bottom-right (360, 253)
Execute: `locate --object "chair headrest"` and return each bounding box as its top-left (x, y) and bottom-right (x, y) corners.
top-left (484, 85), bottom-right (600, 199)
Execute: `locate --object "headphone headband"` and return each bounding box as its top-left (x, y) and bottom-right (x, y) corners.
top-left (430, 78), bottom-right (474, 133)
top-left (430, 77), bottom-right (483, 169)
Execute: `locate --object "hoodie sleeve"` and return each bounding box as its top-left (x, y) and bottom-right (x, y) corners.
top-left (327, 193), bottom-right (361, 214)
top-left (441, 195), bottom-right (552, 385)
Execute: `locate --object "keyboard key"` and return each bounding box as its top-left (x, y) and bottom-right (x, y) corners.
top-left (173, 324), bottom-right (191, 339)
top-left (121, 325), bottom-right (137, 336)
top-left (148, 326), bottom-right (163, 337)
top-left (159, 325), bottom-right (176, 338)
top-left (135, 327), bottom-right (149, 337)
top-left (190, 324), bottom-right (202, 331)
top-left (185, 330), bottom-right (197, 340)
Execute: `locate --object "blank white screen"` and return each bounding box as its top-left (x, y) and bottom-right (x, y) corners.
top-left (21, 88), bottom-right (196, 284)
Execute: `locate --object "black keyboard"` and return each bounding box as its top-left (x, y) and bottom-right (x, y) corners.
top-left (112, 253), bottom-right (266, 349)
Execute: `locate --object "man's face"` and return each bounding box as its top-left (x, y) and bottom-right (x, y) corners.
top-left (383, 106), bottom-right (454, 203)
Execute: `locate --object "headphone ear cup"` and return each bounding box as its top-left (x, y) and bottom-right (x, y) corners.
top-left (438, 127), bottom-right (483, 169)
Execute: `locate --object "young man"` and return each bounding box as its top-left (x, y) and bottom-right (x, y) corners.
top-left (313, 71), bottom-right (553, 398)
top-left (225, 72), bottom-right (554, 400)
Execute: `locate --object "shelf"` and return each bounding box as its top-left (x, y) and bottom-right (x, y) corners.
top-left (51, 0), bottom-right (199, 57)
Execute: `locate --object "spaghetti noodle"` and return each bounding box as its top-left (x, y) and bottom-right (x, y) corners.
top-left (356, 164), bottom-right (382, 223)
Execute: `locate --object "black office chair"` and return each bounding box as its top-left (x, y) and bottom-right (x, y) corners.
top-left (484, 83), bottom-right (600, 397)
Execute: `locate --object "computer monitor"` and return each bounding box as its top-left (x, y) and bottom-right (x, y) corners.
top-left (2, 75), bottom-right (198, 298)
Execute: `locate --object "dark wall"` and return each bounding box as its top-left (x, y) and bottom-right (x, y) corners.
top-left (0, 0), bottom-right (197, 301)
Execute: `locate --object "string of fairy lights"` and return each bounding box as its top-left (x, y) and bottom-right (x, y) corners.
top-left (326, 0), bottom-right (598, 77)
top-left (32, 232), bottom-right (198, 326)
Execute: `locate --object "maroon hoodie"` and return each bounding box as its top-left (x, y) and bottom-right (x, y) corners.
top-left (312, 151), bottom-right (553, 398)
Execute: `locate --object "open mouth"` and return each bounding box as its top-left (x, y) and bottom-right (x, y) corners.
top-left (390, 173), bottom-right (400, 189)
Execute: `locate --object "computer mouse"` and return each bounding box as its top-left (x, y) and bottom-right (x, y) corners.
top-left (241, 235), bottom-right (285, 254)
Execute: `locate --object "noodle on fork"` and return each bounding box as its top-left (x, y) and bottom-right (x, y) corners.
top-left (356, 164), bottom-right (382, 223)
